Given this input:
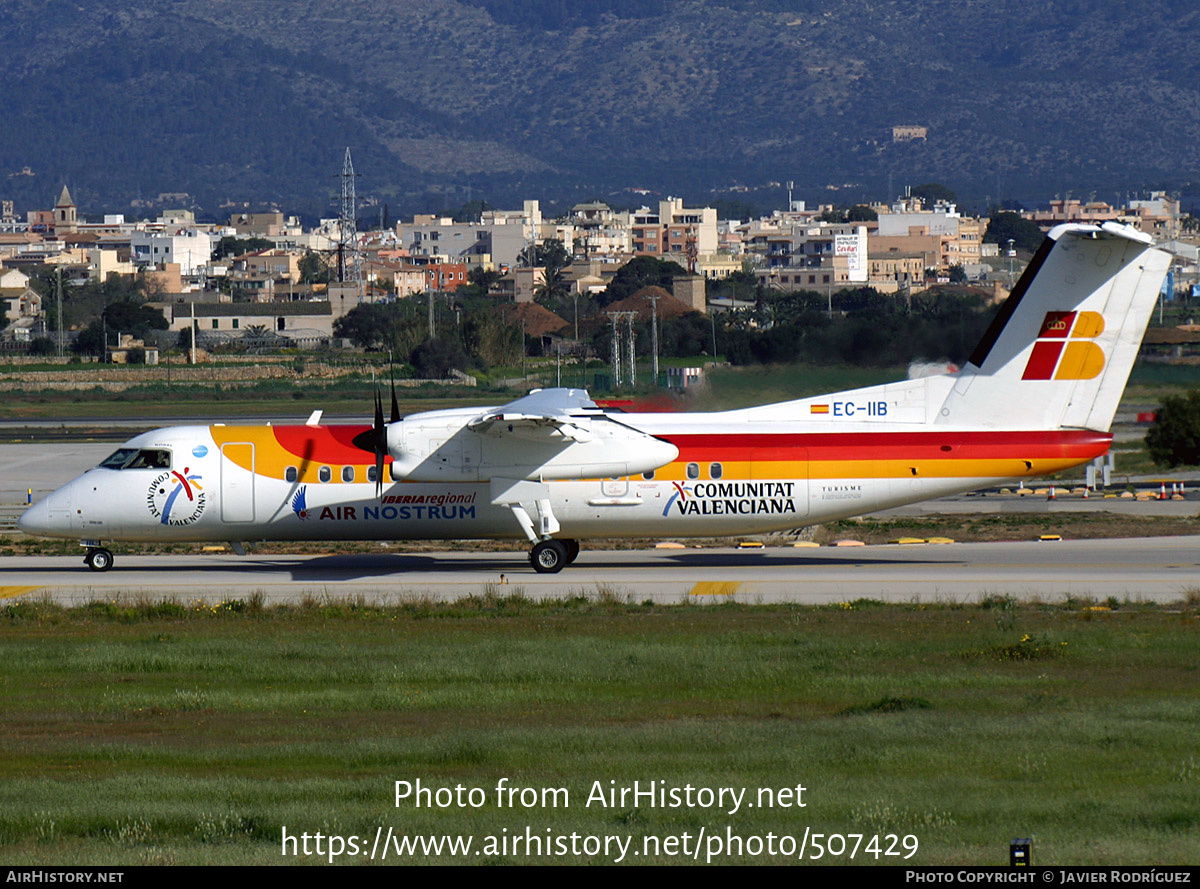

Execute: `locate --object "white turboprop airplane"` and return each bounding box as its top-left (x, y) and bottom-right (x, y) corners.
top-left (19, 222), bottom-right (1170, 573)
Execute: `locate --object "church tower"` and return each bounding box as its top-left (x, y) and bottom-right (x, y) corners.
top-left (54, 185), bottom-right (77, 235)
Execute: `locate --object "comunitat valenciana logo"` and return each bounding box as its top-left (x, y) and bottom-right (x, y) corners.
top-left (1021, 311), bottom-right (1106, 380)
top-left (147, 467), bottom-right (206, 525)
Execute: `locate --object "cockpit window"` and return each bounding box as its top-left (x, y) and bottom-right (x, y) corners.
top-left (98, 448), bottom-right (138, 469)
top-left (98, 448), bottom-right (171, 470)
top-left (127, 449), bottom-right (172, 470)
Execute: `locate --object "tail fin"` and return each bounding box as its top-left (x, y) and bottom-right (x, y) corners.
top-left (937, 222), bottom-right (1170, 431)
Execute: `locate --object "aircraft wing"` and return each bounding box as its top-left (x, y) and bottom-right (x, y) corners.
top-left (467, 388), bottom-right (600, 442)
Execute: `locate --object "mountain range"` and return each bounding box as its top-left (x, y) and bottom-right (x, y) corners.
top-left (2, 0), bottom-right (1198, 220)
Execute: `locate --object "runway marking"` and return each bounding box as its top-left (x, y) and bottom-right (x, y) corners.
top-left (690, 581), bottom-right (742, 597)
top-left (0, 586), bottom-right (41, 600)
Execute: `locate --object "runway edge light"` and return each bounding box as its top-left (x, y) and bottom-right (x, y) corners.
top-left (1010, 837), bottom-right (1031, 867)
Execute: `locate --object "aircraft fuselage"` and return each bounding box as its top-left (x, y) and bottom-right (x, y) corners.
top-left (19, 418), bottom-right (1110, 545)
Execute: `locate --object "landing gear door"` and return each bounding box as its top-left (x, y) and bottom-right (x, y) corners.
top-left (220, 442), bottom-right (256, 523)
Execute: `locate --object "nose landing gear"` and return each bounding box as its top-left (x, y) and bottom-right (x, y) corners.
top-left (84, 547), bottom-right (114, 572)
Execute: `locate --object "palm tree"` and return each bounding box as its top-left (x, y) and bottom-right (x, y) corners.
top-left (534, 265), bottom-right (571, 303)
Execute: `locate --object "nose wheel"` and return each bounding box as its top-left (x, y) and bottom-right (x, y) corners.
top-left (529, 539), bottom-right (580, 574)
top-left (84, 547), bottom-right (114, 572)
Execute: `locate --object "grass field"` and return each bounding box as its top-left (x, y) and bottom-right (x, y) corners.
top-left (0, 595), bottom-right (1197, 865)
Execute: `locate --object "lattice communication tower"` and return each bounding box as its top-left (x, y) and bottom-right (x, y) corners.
top-left (337, 147), bottom-right (362, 290)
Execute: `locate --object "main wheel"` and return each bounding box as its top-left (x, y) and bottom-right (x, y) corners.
top-left (530, 539), bottom-right (568, 574)
top-left (85, 548), bottom-right (114, 572)
top-left (562, 539), bottom-right (580, 564)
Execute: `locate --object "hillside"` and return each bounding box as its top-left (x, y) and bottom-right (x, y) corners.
top-left (1, 0), bottom-right (1198, 218)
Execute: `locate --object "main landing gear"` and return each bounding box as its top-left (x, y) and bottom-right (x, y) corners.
top-left (84, 547), bottom-right (114, 572)
top-left (529, 538), bottom-right (580, 574)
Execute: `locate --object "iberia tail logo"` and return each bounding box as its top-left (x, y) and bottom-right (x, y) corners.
top-left (1021, 311), bottom-right (1106, 380)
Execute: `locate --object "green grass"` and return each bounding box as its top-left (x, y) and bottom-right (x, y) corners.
top-left (0, 596), bottom-right (1197, 865)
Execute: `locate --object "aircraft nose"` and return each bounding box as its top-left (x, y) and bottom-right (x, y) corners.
top-left (17, 498), bottom-right (50, 535)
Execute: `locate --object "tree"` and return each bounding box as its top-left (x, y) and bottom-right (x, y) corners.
top-left (846, 204), bottom-right (878, 222)
top-left (517, 238), bottom-right (571, 276)
top-left (213, 236), bottom-right (273, 260)
top-left (333, 302), bottom-right (424, 354)
top-left (72, 320), bottom-right (106, 356)
top-left (468, 266), bottom-right (500, 292)
top-left (410, 337), bottom-right (469, 378)
top-left (299, 251), bottom-right (331, 284)
top-left (602, 255), bottom-right (687, 304)
top-left (103, 300), bottom-right (168, 337)
top-left (818, 204), bottom-right (877, 224)
top-left (911, 183), bottom-right (957, 206)
top-left (534, 265), bottom-right (571, 303)
top-left (463, 314), bottom-right (522, 367)
top-left (984, 212), bottom-right (1045, 253)
top-left (1146, 390), bottom-right (1200, 467)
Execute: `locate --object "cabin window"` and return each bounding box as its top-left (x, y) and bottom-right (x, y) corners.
top-left (686, 462), bottom-right (699, 480)
top-left (367, 465), bottom-right (378, 483)
top-left (285, 466), bottom-right (297, 483)
top-left (341, 466), bottom-right (355, 483)
top-left (125, 449), bottom-right (171, 470)
top-left (710, 462), bottom-right (723, 479)
top-left (318, 466), bottom-right (331, 483)
top-left (642, 470), bottom-right (655, 480)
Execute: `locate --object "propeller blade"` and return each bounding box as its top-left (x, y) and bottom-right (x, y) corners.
top-left (390, 373), bottom-right (400, 425)
top-left (374, 387), bottom-right (385, 498)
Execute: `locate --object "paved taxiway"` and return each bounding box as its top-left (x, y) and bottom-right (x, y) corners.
top-left (2, 536), bottom-right (1198, 605)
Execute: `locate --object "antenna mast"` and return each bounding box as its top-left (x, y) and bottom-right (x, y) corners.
top-left (338, 147), bottom-right (363, 299)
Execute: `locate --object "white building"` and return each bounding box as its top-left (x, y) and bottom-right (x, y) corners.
top-left (130, 229), bottom-right (214, 276)
top-left (402, 201), bottom-right (547, 269)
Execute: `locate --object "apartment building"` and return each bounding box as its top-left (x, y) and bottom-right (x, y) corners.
top-left (873, 199), bottom-right (985, 271)
top-left (130, 229), bottom-right (214, 276)
top-left (403, 200), bottom-right (545, 268)
top-left (753, 224), bottom-right (869, 292)
top-left (630, 198), bottom-right (718, 261)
